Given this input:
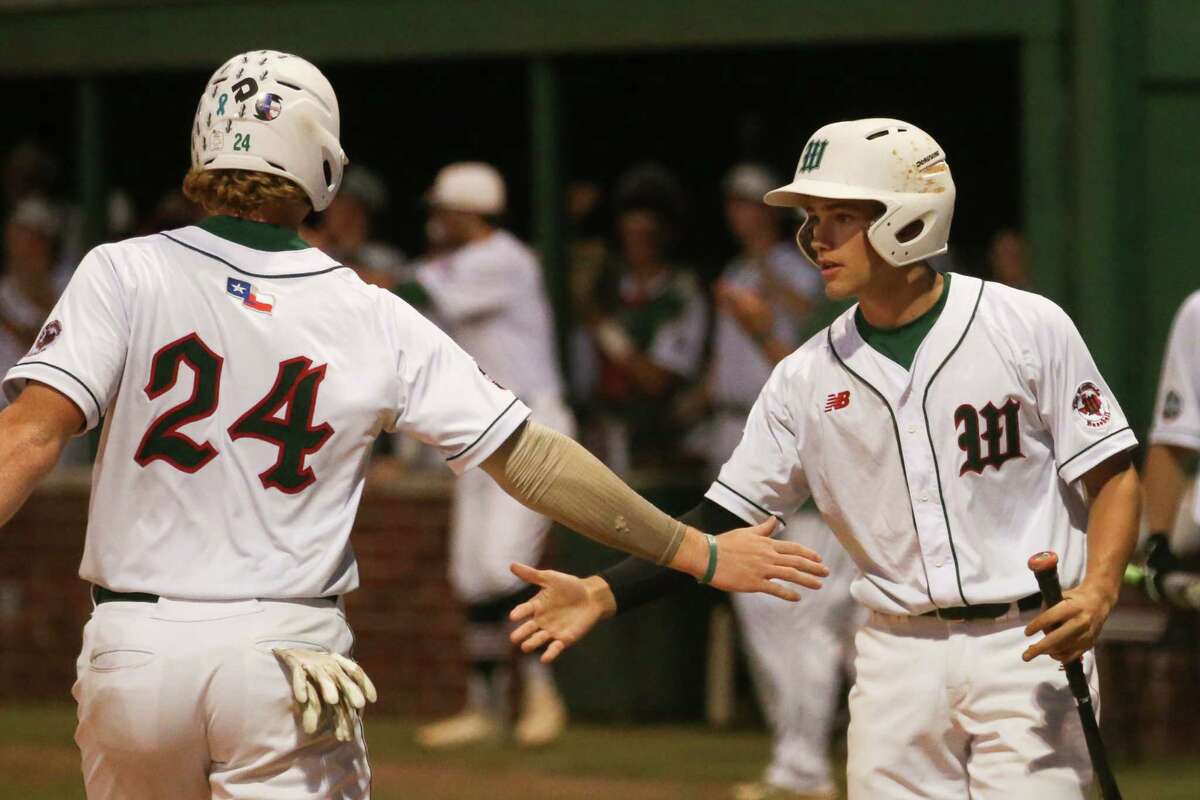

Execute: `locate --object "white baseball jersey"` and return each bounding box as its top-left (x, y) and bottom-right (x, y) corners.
top-left (710, 243), bottom-right (823, 410)
top-left (1151, 290), bottom-right (1200, 450)
top-left (3, 220), bottom-right (529, 600)
top-left (707, 274), bottom-right (1137, 615)
top-left (1149, 290), bottom-right (1200, 527)
top-left (415, 229), bottom-right (563, 399)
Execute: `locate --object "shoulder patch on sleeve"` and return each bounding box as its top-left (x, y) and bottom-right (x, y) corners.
top-left (1163, 389), bottom-right (1183, 421)
top-left (1072, 381), bottom-right (1112, 430)
top-left (27, 320), bottom-right (62, 357)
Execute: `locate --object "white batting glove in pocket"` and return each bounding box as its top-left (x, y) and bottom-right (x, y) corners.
top-left (274, 648), bottom-right (379, 742)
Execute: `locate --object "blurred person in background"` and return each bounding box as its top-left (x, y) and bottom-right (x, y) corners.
top-left (0, 197), bottom-right (66, 397)
top-left (0, 197), bottom-right (87, 465)
top-left (703, 164), bottom-right (824, 462)
top-left (3, 141), bottom-right (59, 214)
top-left (394, 162), bottom-right (576, 748)
top-left (307, 164), bottom-right (405, 285)
top-left (705, 164), bottom-right (861, 800)
top-left (984, 227), bottom-right (1029, 289)
top-left (138, 188), bottom-right (204, 235)
top-left (565, 177), bottom-right (611, 321)
top-left (578, 163), bottom-right (708, 474)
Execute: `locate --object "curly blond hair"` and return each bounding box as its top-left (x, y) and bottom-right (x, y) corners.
top-left (182, 168), bottom-right (309, 217)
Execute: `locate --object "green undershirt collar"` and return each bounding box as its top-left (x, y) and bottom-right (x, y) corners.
top-left (197, 215), bottom-right (311, 252)
top-left (854, 273), bottom-right (952, 371)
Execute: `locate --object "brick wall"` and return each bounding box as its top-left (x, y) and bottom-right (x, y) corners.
top-left (0, 465), bottom-right (468, 718)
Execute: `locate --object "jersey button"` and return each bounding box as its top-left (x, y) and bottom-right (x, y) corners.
top-left (935, 559), bottom-right (945, 567)
top-left (908, 425), bottom-right (918, 434)
top-left (920, 494), bottom-right (929, 502)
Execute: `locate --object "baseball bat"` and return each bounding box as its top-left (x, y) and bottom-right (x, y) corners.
top-left (1028, 551), bottom-right (1122, 800)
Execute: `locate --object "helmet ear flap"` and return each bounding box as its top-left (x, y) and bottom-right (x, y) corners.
top-left (795, 215), bottom-right (821, 268)
top-left (868, 201), bottom-right (947, 267)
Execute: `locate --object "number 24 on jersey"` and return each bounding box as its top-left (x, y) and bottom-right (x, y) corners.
top-left (133, 332), bottom-right (333, 494)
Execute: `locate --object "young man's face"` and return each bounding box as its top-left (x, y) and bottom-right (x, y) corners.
top-left (799, 197), bottom-right (889, 300)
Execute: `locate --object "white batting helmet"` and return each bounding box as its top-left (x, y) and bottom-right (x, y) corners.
top-left (765, 118), bottom-right (955, 267)
top-left (191, 50), bottom-right (347, 212)
top-left (426, 162), bottom-right (506, 216)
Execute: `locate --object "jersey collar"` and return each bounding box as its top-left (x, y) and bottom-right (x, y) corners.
top-left (197, 215), bottom-right (311, 252)
top-left (829, 273), bottom-right (985, 395)
top-left (168, 223), bottom-right (344, 278)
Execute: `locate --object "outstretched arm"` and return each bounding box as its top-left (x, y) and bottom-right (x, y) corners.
top-left (600, 499), bottom-right (753, 612)
top-left (508, 498), bottom-right (819, 663)
top-left (0, 383), bottom-right (83, 528)
top-left (481, 422), bottom-right (827, 595)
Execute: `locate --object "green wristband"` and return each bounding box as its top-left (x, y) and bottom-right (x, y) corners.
top-left (697, 534), bottom-right (718, 585)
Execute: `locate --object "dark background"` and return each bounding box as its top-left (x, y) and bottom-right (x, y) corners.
top-left (1, 40), bottom-right (1019, 277)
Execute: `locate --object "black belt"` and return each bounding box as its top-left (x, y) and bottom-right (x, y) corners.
top-left (92, 586), bottom-right (338, 605)
top-left (922, 592), bottom-right (1043, 621)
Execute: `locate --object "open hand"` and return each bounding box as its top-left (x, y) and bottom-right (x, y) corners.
top-left (508, 563), bottom-right (616, 663)
top-left (715, 282), bottom-right (775, 339)
top-left (1022, 582), bottom-right (1116, 664)
top-left (706, 517), bottom-right (829, 600)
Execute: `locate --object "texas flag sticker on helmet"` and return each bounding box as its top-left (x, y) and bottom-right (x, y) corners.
top-left (226, 277), bottom-right (275, 315)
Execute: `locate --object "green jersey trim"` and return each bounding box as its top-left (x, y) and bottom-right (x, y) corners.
top-left (197, 215), bottom-right (312, 252)
top-left (854, 273), bottom-right (952, 371)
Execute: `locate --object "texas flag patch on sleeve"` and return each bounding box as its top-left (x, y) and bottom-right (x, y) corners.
top-left (226, 277), bottom-right (275, 314)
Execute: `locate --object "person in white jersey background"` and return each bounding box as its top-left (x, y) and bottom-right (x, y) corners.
top-left (0, 50), bottom-right (829, 799)
top-left (707, 163), bottom-right (862, 800)
top-left (392, 162), bottom-right (577, 748)
top-left (509, 118), bottom-right (1141, 799)
top-left (1139, 291), bottom-right (1200, 604)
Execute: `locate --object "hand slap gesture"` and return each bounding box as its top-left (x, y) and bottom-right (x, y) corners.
top-left (705, 517), bottom-right (829, 600)
top-left (508, 564), bottom-right (614, 664)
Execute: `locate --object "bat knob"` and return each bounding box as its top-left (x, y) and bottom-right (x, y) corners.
top-left (1028, 550), bottom-right (1059, 573)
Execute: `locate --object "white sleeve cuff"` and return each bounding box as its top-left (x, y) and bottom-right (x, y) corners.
top-left (704, 480), bottom-right (787, 528)
top-left (1057, 427), bottom-right (1138, 485)
top-left (3, 361), bottom-right (103, 432)
top-left (444, 398), bottom-right (532, 476)
top-left (1147, 428), bottom-right (1200, 452)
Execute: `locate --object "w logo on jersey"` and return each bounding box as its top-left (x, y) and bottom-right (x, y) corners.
top-left (954, 398), bottom-right (1024, 476)
top-left (799, 139), bottom-right (829, 173)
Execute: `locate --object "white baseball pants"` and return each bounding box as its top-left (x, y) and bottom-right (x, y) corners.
top-left (847, 608), bottom-right (1096, 799)
top-left (73, 595), bottom-right (370, 799)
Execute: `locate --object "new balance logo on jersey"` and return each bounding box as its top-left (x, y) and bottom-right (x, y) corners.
top-left (799, 139), bottom-right (829, 173)
top-left (824, 390), bottom-right (850, 412)
top-left (954, 398), bottom-right (1024, 476)
top-left (227, 277), bottom-right (274, 314)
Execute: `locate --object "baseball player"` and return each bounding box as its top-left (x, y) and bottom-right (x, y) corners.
top-left (0, 51), bottom-right (828, 799)
top-left (1138, 291), bottom-right (1200, 607)
top-left (707, 164), bottom-right (862, 800)
top-left (393, 162), bottom-right (577, 748)
top-left (509, 119), bottom-right (1141, 799)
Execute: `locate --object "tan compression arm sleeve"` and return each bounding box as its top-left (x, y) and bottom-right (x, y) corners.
top-left (480, 422), bottom-right (687, 565)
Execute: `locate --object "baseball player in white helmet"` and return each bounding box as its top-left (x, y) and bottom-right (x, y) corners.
top-left (509, 118), bottom-right (1141, 799)
top-left (396, 162), bottom-right (577, 748)
top-left (0, 50), bottom-right (828, 799)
